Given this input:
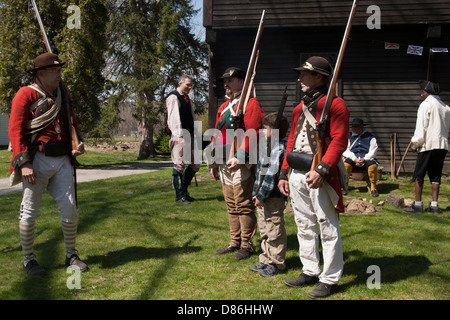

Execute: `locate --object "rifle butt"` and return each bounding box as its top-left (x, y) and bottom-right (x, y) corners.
top-left (311, 132), bottom-right (323, 171)
top-left (310, 150), bottom-right (322, 172)
top-left (71, 125), bottom-right (80, 151)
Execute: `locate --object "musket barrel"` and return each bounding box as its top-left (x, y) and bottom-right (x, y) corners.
top-left (310, 0), bottom-right (357, 171)
top-left (236, 10), bottom-right (265, 117)
top-left (229, 10), bottom-right (265, 161)
top-left (31, 0), bottom-right (52, 53)
top-left (320, 0), bottom-right (358, 123)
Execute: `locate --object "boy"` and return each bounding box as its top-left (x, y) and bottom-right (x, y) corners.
top-left (251, 112), bottom-right (289, 276)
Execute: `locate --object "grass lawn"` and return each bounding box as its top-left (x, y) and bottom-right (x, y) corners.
top-left (0, 152), bottom-right (448, 300)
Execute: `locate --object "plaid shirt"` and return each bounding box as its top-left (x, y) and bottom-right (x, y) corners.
top-left (253, 140), bottom-right (287, 202)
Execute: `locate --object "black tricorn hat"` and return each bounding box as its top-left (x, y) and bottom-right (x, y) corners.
top-left (293, 56), bottom-right (332, 77)
top-left (419, 80), bottom-right (440, 95)
top-left (28, 52), bottom-right (66, 73)
top-left (351, 118), bottom-right (365, 126)
top-left (218, 67), bottom-right (246, 80)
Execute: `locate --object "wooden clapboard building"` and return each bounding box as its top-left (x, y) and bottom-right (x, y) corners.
top-left (204, 0), bottom-right (450, 174)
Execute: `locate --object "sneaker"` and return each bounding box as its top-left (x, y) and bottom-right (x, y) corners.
top-left (285, 273), bottom-right (319, 287)
top-left (65, 253), bottom-right (89, 272)
top-left (184, 193), bottom-right (195, 202)
top-left (403, 203), bottom-right (423, 214)
top-left (425, 205), bottom-right (441, 214)
top-left (250, 262), bottom-right (267, 272)
top-left (234, 248), bottom-right (253, 260)
top-left (371, 189), bottom-right (379, 197)
top-left (176, 197), bottom-right (190, 205)
top-left (23, 259), bottom-right (47, 275)
top-left (214, 244), bottom-right (238, 255)
top-left (308, 282), bottom-right (337, 298)
top-left (258, 264), bottom-right (279, 277)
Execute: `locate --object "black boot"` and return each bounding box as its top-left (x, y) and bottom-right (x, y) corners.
top-left (182, 166), bottom-right (196, 202)
top-left (173, 169), bottom-right (190, 204)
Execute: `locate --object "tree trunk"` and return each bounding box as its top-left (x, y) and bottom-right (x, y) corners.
top-left (137, 106), bottom-right (156, 160)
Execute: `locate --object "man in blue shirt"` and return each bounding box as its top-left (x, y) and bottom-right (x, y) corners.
top-left (342, 118), bottom-right (379, 197)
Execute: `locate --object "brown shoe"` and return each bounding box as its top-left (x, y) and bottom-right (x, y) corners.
top-left (214, 244), bottom-right (238, 255)
top-left (234, 248), bottom-right (253, 260)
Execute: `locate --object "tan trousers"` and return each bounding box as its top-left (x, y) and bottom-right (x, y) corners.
top-left (220, 164), bottom-right (257, 249)
top-left (344, 162), bottom-right (378, 191)
top-left (257, 197), bottom-right (287, 270)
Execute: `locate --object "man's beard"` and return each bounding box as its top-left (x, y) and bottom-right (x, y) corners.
top-left (225, 89), bottom-right (241, 100)
top-left (301, 83), bottom-right (310, 93)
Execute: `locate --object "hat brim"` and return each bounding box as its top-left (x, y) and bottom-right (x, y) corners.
top-left (28, 61), bottom-right (66, 73)
top-left (217, 75), bottom-right (245, 80)
top-left (292, 66), bottom-right (331, 77)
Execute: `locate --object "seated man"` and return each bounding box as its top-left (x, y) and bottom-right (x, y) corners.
top-left (342, 118), bottom-right (379, 197)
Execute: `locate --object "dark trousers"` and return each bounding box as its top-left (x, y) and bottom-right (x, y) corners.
top-left (172, 167), bottom-right (196, 200)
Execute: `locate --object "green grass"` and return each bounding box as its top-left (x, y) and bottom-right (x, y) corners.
top-left (0, 163), bottom-right (448, 300)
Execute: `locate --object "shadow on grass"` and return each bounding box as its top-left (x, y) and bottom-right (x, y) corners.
top-left (281, 238), bottom-right (432, 294)
top-left (340, 250), bottom-right (432, 291)
top-left (346, 182), bottom-right (400, 196)
top-left (85, 244), bottom-right (201, 269)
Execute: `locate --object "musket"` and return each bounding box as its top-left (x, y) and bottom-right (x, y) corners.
top-left (229, 10), bottom-right (265, 161)
top-left (31, 0), bottom-right (80, 204)
top-left (310, 0), bottom-right (358, 171)
top-left (273, 86), bottom-right (288, 131)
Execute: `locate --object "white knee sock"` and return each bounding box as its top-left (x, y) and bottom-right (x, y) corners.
top-left (19, 221), bottom-right (36, 265)
top-left (62, 221), bottom-right (77, 258)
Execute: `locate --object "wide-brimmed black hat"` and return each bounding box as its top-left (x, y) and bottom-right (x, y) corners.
top-left (419, 80), bottom-right (440, 95)
top-left (218, 67), bottom-right (246, 80)
top-left (28, 52), bottom-right (66, 73)
top-left (351, 118), bottom-right (365, 126)
top-left (293, 56), bottom-right (332, 77)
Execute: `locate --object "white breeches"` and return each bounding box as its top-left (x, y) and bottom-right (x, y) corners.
top-left (19, 152), bottom-right (78, 223)
top-left (289, 170), bottom-right (343, 285)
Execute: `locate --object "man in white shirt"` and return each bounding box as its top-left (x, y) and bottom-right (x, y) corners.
top-left (404, 81), bottom-right (450, 214)
top-left (166, 74), bottom-right (200, 204)
top-left (342, 118), bottom-right (379, 197)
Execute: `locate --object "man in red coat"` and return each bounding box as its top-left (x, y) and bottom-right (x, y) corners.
top-left (278, 56), bottom-right (349, 298)
top-left (9, 52), bottom-right (87, 275)
top-left (210, 67), bottom-right (265, 260)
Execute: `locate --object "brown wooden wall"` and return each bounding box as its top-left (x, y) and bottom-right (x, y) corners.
top-left (205, 0), bottom-right (450, 174)
top-left (204, 0), bottom-right (450, 29)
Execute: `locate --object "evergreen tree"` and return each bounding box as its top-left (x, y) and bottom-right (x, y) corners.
top-left (0, 0), bottom-right (108, 133)
top-left (106, 0), bottom-right (207, 159)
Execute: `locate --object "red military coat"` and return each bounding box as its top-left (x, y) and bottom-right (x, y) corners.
top-left (8, 85), bottom-right (81, 175)
top-left (281, 95), bottom-right (349, 212)
top-left (214, 96), bottom-right (265, 161)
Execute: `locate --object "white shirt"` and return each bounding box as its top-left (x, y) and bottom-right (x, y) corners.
top-left (411, 94), bottom-right (450, 152)
top-left (166, 88), bottom-right (195, 140)
top-left (342, 130), bottom-right (378, 161)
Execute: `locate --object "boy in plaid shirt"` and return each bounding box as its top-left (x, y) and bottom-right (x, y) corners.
top-left (251, 112), bottom-right (289, 276)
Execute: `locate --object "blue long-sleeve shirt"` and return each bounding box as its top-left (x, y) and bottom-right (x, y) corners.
top-left (252, 140), bottom-right (287, 202)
